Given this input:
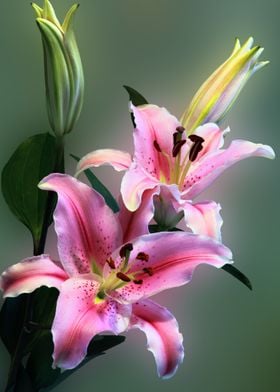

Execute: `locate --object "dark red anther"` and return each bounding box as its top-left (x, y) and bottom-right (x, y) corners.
top-left (172, 140), bottom-right (186, 157)
top-left (173, 132), bottom-right (181, 146)
top-left (136, 252), bottom-right (149, 262)
top-left (143, 267), bottom-right (154, 276)
top-left (188, 135), bottom-right (205, 162)
top-left (133, 279), bottom-right (143, 285)
top-left (153, 140), bottom-right (162, 152)
top-left (106, 257), bottom-right (116, 269)
top-left (189, 135), bottom-right (204, 144)
top-left (116, 272), bottom-right (131, 282)
top-left (119, 243), bottom-right (133, 258)
top-left (176, 126), bottom-right (185, 134)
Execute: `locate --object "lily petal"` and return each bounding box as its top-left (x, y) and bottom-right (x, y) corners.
top-left (118, 188), bottom-right (155, 243)
top-left (130, 299), bottom-right (184, 379)
top-left (39, 174), bottom-right (122, 275)
top-left (109, 232), bottom-right (232, 303)
top-left (52, 276), bottom-right (131, 370)
top-left (0, 255), bottom-right (68, 298)
top-left (75, 149), bottom-right (132, 177)
top-left (132, 104), bottom-right (181, 182)
top-left (121, 163), bottom-right (160, 211)
top-left (194, 123), bottom-right (228, 160)
top-left (180, 200), bottom-right (223, 241)
top-left (184, 140), bottom-right (275, 198)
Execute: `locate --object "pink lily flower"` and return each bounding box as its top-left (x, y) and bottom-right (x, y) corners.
top-left (0, 174), bottom-right (232, 378)
top-left (76, 104), bottom-right (275, 238)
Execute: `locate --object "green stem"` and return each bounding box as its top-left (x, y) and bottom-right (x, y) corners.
top-left (5, 136), bottom-right (65, 392)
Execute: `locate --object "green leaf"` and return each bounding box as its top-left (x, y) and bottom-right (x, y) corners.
top-left (123, 85), bottom-right (148, 106)
top-left (148, 224), bottom-right (183, 233)
top-left (222, 264), bottom-right (253, 290)
top-left (0, 295), bottom-right (27, 354)
top-left (0, 288), bottom-right (58, 357)
top-left (13, 364), bottom-right (35, 392)
top-left (27, 333), bottom-right (125, 391)
top-left (1, 133), bottom-right (57, 248)
top-left (123, 85), bottom-right (148, 127)
top-left (71, 154), bottom-right (119, 213)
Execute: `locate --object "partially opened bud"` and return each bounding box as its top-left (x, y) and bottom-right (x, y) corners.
top-left (181, 37), bottom-right (268, 134)
top-left (32, 0), bottom-right (84, 136)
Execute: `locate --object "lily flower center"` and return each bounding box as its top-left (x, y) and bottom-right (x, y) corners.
top-left (94, 244), bottom-right (151, 303)
top-left (153, 126), bottom-right (204, 190)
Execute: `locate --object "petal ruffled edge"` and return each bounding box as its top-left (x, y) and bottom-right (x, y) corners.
top-left (129, 299), bottom-right (184, 379)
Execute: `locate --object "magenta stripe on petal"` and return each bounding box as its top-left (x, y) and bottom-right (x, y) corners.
top-left (52, 277), bottom-right (131, 370)
top-left (0, 255), bottom-right (68, 297)
top-left (109, 231), bottom-right (232, 304)
top-left (39, 174), bottom-right (123, 275)
top-left (130, 299), bottom-right (184, 379)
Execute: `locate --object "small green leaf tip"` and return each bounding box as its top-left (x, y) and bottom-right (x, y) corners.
top-left (123, 85), bottom-right (148, 106)
top-left (222, 264), bottom-right (253, 291)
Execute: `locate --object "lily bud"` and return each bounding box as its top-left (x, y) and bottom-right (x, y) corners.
top-left (181, 37), bottom-right (269, 134)
top-left (32, 0), bottom-right (84, 136)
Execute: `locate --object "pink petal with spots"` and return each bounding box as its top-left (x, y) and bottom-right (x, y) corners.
top-left (52, 276), bottom-right (131, 370)
top-left (118, 188), bottom-right (156, 243)
top-left (132, 104), bottom-right (181, 182)
top-left (121, 163), bottom-right (160, 211)
top-left (179, 200), bottom-right (223, 241)
top-left (0, 255), bottom-right (68, 298)
top-left (194, 123), bottom-right (228, 160)
top-left (108, 232), bottom-right (232, 303)
top-left (184, 140), bottom-right (275, 199)
top-left (129, 299), bottom-right (184, 379)
top-left (39, 174), bottom-right (122, 275)
top-left (75, 149), bottom-right (132, 177)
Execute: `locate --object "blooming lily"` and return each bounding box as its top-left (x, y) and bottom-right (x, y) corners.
top-left (0, 174), bottom-right (232, 378)
top-left (181, 37), bottom-right (269, 134)
top-left (75, 104), bottom-right (275, 236)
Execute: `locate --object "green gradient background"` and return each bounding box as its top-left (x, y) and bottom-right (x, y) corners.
top-left (0, 0), bottom-right (279, 391)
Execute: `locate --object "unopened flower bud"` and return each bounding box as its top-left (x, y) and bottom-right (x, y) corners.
top-left (32, 0), bottom-right (84, 136)
top-left (181, 37), bottom-right (269, 134)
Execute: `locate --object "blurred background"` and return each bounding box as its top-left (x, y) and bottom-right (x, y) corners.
top-left (0, 0), bottom-right (279, 391)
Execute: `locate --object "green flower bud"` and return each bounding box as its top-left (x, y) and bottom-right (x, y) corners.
top-left (32, 0), bottom-right (84, 136)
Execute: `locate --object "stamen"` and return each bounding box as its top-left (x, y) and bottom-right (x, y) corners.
top-left (136, 252), bottom-right (149, 262)
top-left (176, 126), bottom-right (185, 134)
top-left (153, 140), bottom-right (162, 152)
top-left (188, 135), bottom-right (204, 162)
top-left (189, 134), bottom-right (204, 144)
top-left (119, 243), bottom-right (133, 258)
top-left (116, 272), bottom-right (131, 282)
top-left (106, 257), bottom-right (116, 269)
top-left (133, 279), bottom-right (143, 285)
top-left (172, 140), bottom-right (186, 157)
top-left (143, 267), bottom-right (154, 276)
top-left (173, 132), bottom-right (181, 146)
